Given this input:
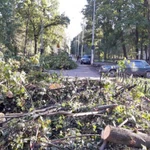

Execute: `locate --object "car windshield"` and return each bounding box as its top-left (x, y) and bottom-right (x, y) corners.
top-left (143, 61), bottom-right (149, 66)
top-left (130, 61), bottom-right (143, 67)
top-left (83, 55), bottom-right (91, 58)
top-left (129, 60), bottom-right (149, 68)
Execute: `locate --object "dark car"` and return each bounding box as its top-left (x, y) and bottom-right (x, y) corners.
top-left (99, 60), bottom-right (150, 78)
top-left (99, 64), bottom-right (119, 77)
top-left (80, 55), bottom-right (91, 64)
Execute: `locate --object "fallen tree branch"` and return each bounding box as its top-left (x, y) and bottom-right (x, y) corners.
top-left (142, 96), bottom-right (150, 102)
top-left (113, 84), bottom-right (137, 98)
top-left (118, 118), bottom-right (129, 127)
top-left (68, 110), bottom-right (106, 117)
top-left (51, 134), bottom-right (100, 144)
top-left (44, 135), bottom-right (65, 149)
top-left (0, 103), bottom-right (118, 121)
top-left (92, 104), bottom-right (118, 111)
top-left (99, 140), bottom-right (107, 150)
top-left (0, 109), bottom-right (107, 123)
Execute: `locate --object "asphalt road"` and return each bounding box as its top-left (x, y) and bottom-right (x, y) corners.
top-left (49, 63), bottom-right (100, 79)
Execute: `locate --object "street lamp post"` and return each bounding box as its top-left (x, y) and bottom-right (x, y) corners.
top-left (91, 0), bottom-right (96, 65)
top-left (81, 23), bottom-right (85, 57)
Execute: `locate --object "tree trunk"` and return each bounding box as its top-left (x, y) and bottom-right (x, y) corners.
top-left (34, 35), bottom-right (38, 54)
top-left (145, 45), bottom-right (148, 60)
top-left (120, 31), bottom-right (127, 59)
top-left (31, 20), bottom-right (39, 55)
top-left (140, 43), bottom-right (143, 60)
top-left (97, 50), bottom-right (100, 61)
top-left (135, 26), bottom-right (139, 59)
top-left (146, 0), bottom-right (150, 63)
top-left (140, 35), bottom-right (144, 59)
top-left (104, 51), bottom-right (106, 60)
top-left (24, 18), bottom-right (29, 55)
top-left (101, 125), bottom-right (150, 148)
top-left (104, 38), bottom-right (107, 60)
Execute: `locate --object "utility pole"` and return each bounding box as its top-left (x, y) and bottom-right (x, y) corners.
top-left (91, 0), bottom-right (96, 65)
top-left (78, 35), bottom-right (80, 56)
top-left (75, 37), bottom-right (77, 56)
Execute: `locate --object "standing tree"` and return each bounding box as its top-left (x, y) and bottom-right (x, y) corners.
top-left (17, 0), bottom-right (70, 54)
top-left (82, 0), bottom-right (149, 60)
top-left (0, 0), bottom-right (70, 57)
top-left (0, 0), bottom-right (21, 55)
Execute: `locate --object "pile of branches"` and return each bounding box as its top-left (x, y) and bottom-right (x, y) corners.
top-left (0, 77), bottom-right (150, 150)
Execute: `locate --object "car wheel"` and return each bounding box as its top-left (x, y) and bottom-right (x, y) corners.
top-left (108, 70), bottom-right (116, 77)
top-left (145, 72), bottom-right (150, 78)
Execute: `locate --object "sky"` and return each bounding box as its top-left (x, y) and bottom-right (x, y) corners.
top-left (59, 0), bottom-right (87, 40)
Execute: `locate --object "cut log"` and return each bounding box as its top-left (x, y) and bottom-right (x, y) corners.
top-left (99, 119), bottom-right (129, 150)
top-left (101, 125), bottom-right (150, 148)
top-left (0, 113), bottom-right (6, 123)
top-left (0, 113), bottom-right (6, 127)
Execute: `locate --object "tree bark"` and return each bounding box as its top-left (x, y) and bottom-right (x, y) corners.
top-left (140, 36), bottom-right (143, 59)
top-left (34, 34), bottom-right (38, 54)
top-left (30, 19), bottom-right (39, 55)
top-left (135, 26), bottom-right (139, 59)
top-left (146, 0), bottom-right (150, 62)
top-left (145, 45), bottom-right (148, 60)
top-left (99, 119), bottom-right (129, 150)
top-left (24, 17), bottom-right (29, 55)
top-left (101, 125), bottom-right (150, 148)
top-left (120, 31), bottom-right (127, 59)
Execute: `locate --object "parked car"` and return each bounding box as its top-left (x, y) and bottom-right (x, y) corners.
top-left (99, 64), bottom-right (119, 77)
top-left (99, 60), bottom-right (150, 78)
top-left (80, 55), bottom-right (91, 64)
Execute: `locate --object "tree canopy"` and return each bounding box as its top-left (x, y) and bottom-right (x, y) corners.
top-left (74, 0), bottom-right (150, 61)
top-left (0, 0), bottom-right (70, 56)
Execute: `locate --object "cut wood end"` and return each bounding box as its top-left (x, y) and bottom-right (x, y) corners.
top-left (102, 125), bottom-right (111, 140)
top-left (0, 113), bottom-right (6, 123)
